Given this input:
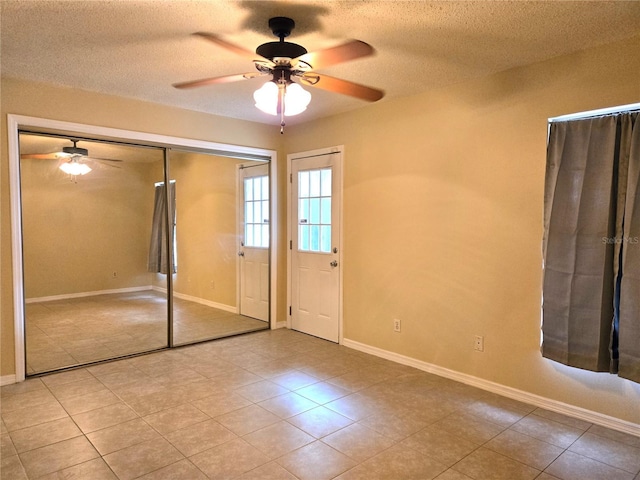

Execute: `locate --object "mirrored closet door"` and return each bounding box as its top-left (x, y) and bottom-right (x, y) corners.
top-left (19, 132), bottom-right (270, 376)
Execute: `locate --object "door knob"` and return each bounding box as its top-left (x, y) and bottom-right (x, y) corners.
top-left (330, 260), bottom-right (338, 267)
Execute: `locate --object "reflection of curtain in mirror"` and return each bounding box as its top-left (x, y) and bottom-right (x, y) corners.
top-left (148, 182), bottom-right (176, 274)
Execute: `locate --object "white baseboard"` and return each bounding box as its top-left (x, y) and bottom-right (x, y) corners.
top-left (342, 338), bottom-right (640, 438)
top-left (274, 321), bottom-right (287, 329)
top-left (1, 375), bottom-right (17, 386)
top-left (26, 286), bottom-right (152, 304)
top-left (173, 291), bottom-right (237, 314)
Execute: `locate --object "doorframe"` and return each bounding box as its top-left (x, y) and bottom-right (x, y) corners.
top-left (8, 114), bottom-right (278, 383)
top-left (286, 146), bottom-right (344, 343)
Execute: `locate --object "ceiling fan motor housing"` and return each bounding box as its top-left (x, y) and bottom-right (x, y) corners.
top-left (63, 145), bottom-right (89, 156)
top-left (256, 17), bottom-right (307, 60)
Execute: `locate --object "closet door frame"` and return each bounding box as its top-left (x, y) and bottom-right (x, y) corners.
top-left (7, 114), bottom-right (278, 383)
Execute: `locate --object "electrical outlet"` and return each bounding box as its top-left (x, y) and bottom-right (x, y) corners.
top-left (393, 319), bottom-right (401, 333)
top-left (474, 335), bottom-right (484, 352)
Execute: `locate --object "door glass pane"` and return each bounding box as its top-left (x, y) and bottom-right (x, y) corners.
top-left (310, 170), bottom-right (321, 197)
top-left (321, 226), bottom-right (331, 253)
top-left (311, 225), bottom-right (320, 251)
top-left (300, 224), bottom-right (310, 251)
top-left (298, 167), bottom-right (332, 253)
top-left (244, 174), bottom-right (269, 248)
top-left (299, 171), bottom-right (309, 197)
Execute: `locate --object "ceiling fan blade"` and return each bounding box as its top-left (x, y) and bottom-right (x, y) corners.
top-left (20, 152), bottom-right (68, 160)
top-left (301, 73), bottom-right (384, 102)
top-left (173, 72), bottom-right (262, 89)
top-left (89, 157), bottom-right (123, 163)
top-left (193, 32), bottom-right (258, 60)
top-left (296, 40), bottom-right (375, 70)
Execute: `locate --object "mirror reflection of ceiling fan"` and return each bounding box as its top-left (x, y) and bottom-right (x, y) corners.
top-left (20, 139), bottom-right (122, 176)
top-left (173, 16), bottom-right (384, 132)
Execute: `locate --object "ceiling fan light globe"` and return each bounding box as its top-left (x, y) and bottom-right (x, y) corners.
top-left (60, 160), bottom-right (92, 176)
top-left (254, 81), bottom-right (279, 116)
top-left (284, 83), bottom-right (311, 116)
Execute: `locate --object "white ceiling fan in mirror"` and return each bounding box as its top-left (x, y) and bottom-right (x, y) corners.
top-left (20, 137), bottom-right (123, 179)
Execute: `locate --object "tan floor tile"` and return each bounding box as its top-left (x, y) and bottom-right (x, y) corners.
top-left (271, 371), bottom-right (320, 390)
top-left (39, 368), bottom-right (94, 387)
top-left (432, 412), bottom-right (505, 444)
top-left (434, 470), bottom-right (475, 480)
top-left (484, 429), bottom-right (563, 470)
top-left (359, 411), bottom-right (430, 442)
top-left (512, 413), bottom-right (585, 448)
top-left (288, 405), bottom-right (353, 439)
top-left (37, 458), bottom-right (118, 480)
top-left (191, 390), bottom-right (253, 418)
top-left (48, 377), bottom-right (108, 401)
top-left (325, 393), bottom-right (385, 421)
top-left (400, 424), bottom-right (479, 467)
top-left (546, 450), bottom-right (636, 480)
top-left (244, 420), bottom-right (315, 459)
top-left (569, 432), bottom-right (640, 474)
top-left (235, 379), bottom-right (290, 402)
top-left (136, 459), bottom-right (208, 480)
top-left (165, 419), bottom-right (237, 456)
top-left (0, 387), bottom-right (57, 413)
top-left (335, 444), bottom-right (447, 479)
top-left (10, 417), bottom-right (82, 453)
top-left (277, 441), bottom-right (357, 480)
top-left (236, 461), bottom-right (299, 479)
top-left (465, 399), bottom-right (530, 428)
top-left (1, 433), bottom-right (17, 457)
top-left (533, 408), bottom-right (593, 431)
top-left (72, 402), bottom-right (138, 433)
top-left (1, 399), bottom-right (68, 431)
top-left (0, 378), bottom-right (46, 398)
top-left (216, 404), bottom-right (281, 435)
top-left (126, 388), bottom-right (187, 416)
top-left (258, 391), bottom-right (319, 418)
top-left (58, 388), bottom-right (121, 415)
top-left (587, 424), bottom-right (640, 448)
top-left (103, 437), bottom-right (184, 480)
top-left (190, 437), bottom-right (270, 478)
top-left (87, 418), bottom-right (161, 455)
top-left (451, 447), bottom-right (540, 480)
top-left (323, 423), bottom-right (395, 462)
top-left (19, 436), bottom-right (99, 478)
top-left (0, 453), bottom-right (28, 480)
top-left (143, 403), bottom-right (210, 435)
top-left (296, 381), bottom-right (351, 404)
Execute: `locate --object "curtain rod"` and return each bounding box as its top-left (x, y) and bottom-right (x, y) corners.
top-left (548, 102), bottom-right (640, 123)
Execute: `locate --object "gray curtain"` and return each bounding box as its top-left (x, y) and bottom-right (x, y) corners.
top-left (542, 112), bottom-right (639, 383)
top-left (148, 182), bottom-right (176, 274)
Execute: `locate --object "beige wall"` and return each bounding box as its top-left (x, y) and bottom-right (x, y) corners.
top-left (2, 34), bottom-right (639, 426)
top-left (0, 78), bottom-right (283, 376)
top-left (20, 150), bottom-right (160, 298)
top-left (282, 34), bottom-right (640, 425)
top-left (169, 151), bottom-right (248, 307)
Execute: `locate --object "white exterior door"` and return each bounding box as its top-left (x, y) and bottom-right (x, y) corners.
top-left (290, 150), bottom-right (342, 342)
top-left (239, 164), bottom-right (269, 322)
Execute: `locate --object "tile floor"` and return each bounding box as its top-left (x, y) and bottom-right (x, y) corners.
top-left (25, 291), bottom-right (268, 374)
top-left (2, 329), bottom-right (639, 480)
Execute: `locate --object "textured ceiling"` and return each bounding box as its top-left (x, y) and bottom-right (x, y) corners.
top-left (2, 0), bottom-right (640, 127)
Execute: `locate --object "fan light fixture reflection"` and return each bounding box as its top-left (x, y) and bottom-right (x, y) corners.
top-left (254, 81), bottom-right (311, 117)
top-left (59, 159), bottom-right (92, 176)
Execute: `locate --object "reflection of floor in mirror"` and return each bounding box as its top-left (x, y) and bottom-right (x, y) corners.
top-left (24, 290), bottom-right (268, 375)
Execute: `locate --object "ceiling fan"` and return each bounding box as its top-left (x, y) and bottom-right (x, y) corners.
top-left (173, 17), bottom-right (384, 132)
top-left (20, 139), bottom-right (122, 176)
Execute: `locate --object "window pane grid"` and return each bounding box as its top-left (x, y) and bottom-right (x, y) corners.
top-left (244, 175), bottom-right (269, 248)
top-left (298, 168), bottom-right (331, 253)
